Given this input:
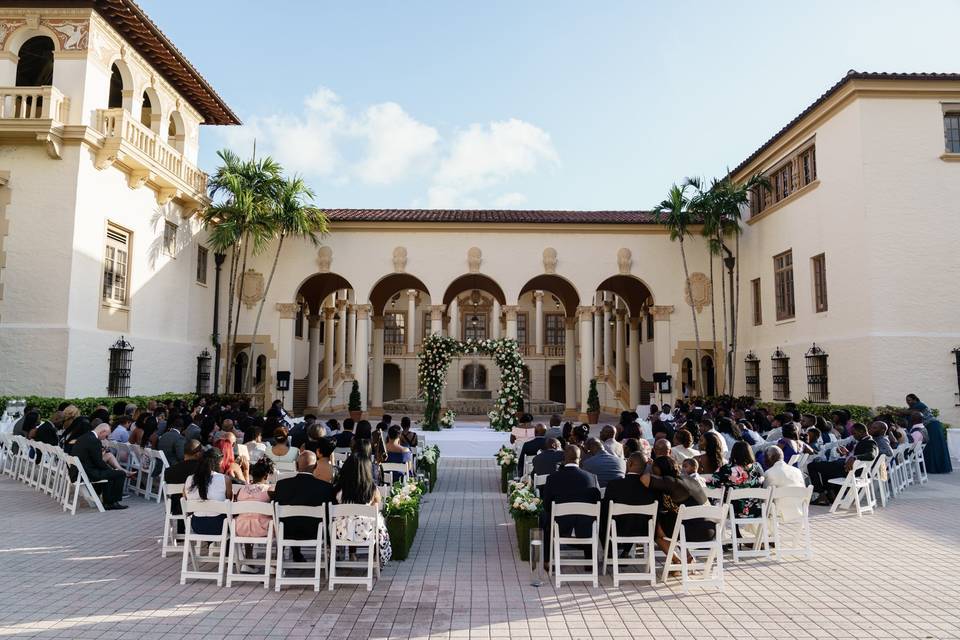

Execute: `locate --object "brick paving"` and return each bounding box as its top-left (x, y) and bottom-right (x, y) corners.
top-left (0, 460), bottom-right (958, 640)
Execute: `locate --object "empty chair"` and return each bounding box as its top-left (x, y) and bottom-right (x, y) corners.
top-left (911, 441), bottom-right (928, 486)
top-left (160, 483), bottom-right (186, 557)
top-left (328, 504), bottom-right (381, 591)
top-left (226, 502), bottom-right (275, 588)
top-left (868, 454), bottom-right (889, 508)
top-left (829, 460), bottom-right (875, 516)
top-left (179, 500), bottom-right (232, 586)
top-left (61, 455), bottom-right (106, 514)
top-left (770, 485), bottom-right (813, 561)
top-left (660, 504), bottom-right (727, 593)
top-left (549, 502), bottom-right (601, 588)
top-left (602, 502), bottom-right (658, 586)
top-left (275, 504), bottom-right (328, 592)
top-left (725, 487), bottom-right (773, 561)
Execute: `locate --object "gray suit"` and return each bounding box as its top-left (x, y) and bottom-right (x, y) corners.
top-left (581, 450), bottom-right (626, 487)
top-left (158, 429), bottom-right (185, 466)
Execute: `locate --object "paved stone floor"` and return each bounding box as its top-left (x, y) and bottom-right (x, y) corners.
top-left (1, 460), bottom-right (959, 640)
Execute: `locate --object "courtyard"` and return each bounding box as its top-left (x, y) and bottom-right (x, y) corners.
top-left (1, 458), bottom-right (958, 640)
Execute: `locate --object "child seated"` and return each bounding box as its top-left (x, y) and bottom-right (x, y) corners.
top-left (681, 457), bottom-right (707, 489)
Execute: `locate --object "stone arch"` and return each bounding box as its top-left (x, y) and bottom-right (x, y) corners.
top-left (15, 35), bottom-right (55, 86)
top-left (295, 272), bottom-right (354, 315)
top-left (233, 351), bottom-right (249, 394)
top-left (518, 273), bottom-right (580, 317)
top-left (107, 59), bottom-right (133, 110)
top-left (368, 272), bottom-right (431, 316)
top-left (140, 86), bottom-right (162, 132)
top-left (595, 274), bottom-right (655, 315)
top-left (6, 25), bottom-right (61, 57)
top-left (442, 273), bottom-right (506, 308)
top-left (166, 109), bottom-right (186, 152)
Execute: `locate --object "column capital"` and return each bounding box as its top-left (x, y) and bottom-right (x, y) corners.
top-left (353, 303), bottom-right (372, 320)
top-left (533, 290), bottom-right (544, 300)
top-left (276, 302), bottom-right (298, 319)
top-left (503, 305), bottom-right (520, 319)
top-left (430, 304), bottom-right (446, 320)
top-left (603, 300), bottom-right (614, 312)
top-left (308, 315), bottom-right (321, 328)
top-left (372, 316), bottom-right (385, 329)
top-left (406, 289), bottom-right (419, 299)
top-left (335, 298), bottom-right (348, 311)
top-left (628, 316), bottom-right (641, 329)
top-left (576, 305), bottom-right (597, 319)
top-left (650, 304), bottom-right (675, 321)
top-left (615, 308), bottom-right (627, 318)
top-left (565, 317), bottom-right (577, 330)
top-left (323, 306), bottom-right (336, 319)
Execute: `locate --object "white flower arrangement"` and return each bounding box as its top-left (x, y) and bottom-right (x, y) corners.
top-left (440, 409), bottom-right (456, 428)
top-left (508, 484), bottom-right (543, 518)
top-left (495, 444), bottom-right (517, 468)
top-left (419, 444), bottom-right (440, 465)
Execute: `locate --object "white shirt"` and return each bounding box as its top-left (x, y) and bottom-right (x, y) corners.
top-left (671, 445), bottom-right (700, 463)
top-left (763, 461), bottom-right (806, 522)
top-left (602, 438), bottom-right (624, 458)
top-left (706, 428), bottom-right (729, 458)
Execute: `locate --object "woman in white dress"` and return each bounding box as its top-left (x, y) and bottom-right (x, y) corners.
top-left (183, 449), bottom-right (233, 534)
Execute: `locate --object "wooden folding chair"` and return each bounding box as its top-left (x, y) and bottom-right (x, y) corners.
top-left (328, 504), bottom-right (380, 591)
top-left (770, 485), bottom-right (813, 561)
top-left (275, 504), bottom-right (327, 592)
top-left (725, 487), bottom-right (773, 562)
top-left (549, 502), bottom-right (601, 588)
top-left (660, 504), bottom-right (726, 593)
top-left (829, 460), bottom-right (875, 516)
top-left (180, 500), bottom-right (232, 586)
top-left (227, 502), bottom-right (275, 588)
top-left (601, 502), bottom-right (657, 586)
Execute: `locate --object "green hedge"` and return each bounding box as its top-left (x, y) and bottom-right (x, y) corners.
top-left (0, 393), bottom-right (199, 419)
top-left (756, 401), bottom-right (874, 424)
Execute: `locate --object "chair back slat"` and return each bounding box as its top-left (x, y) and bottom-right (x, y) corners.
top-left (552, 501), bottom-right (600, 518)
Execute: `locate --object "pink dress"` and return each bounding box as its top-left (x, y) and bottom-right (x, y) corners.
top-left (234, 483), bottom-right (272, 537)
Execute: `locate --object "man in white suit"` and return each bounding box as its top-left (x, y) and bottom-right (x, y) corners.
top-left (763, 446), bottom-right (806, 522)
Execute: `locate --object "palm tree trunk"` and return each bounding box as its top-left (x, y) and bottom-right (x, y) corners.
top-left (229, 233), bottom-right (250, 395)
top-left (732, 231), bottom-right (741, 397)
top-left (718, 233), bottom-right (728, 396)
top-left (679, 238), bottom-right (703, 396)
top-left (223, 244), bottom-right (240, 394)
top-left (244, 234), bottom-right (286, 396)
top-left (708, 247), bottom-right (718, 395)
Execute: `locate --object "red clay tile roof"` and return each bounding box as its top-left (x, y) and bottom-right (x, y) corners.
top-left (731, 71), bottom-right (960, 178)
top-left (323, 209), bottom-right (660, 224)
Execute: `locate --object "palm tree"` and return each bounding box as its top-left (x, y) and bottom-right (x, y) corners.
top-left (688, 177), bottom-right (723, 394)
top-left (654, 183), bottom-right (703, 396)
top-left (201, 149), bottom-right (283, 394)
top-left (243, 176), bottom-right (328, 392)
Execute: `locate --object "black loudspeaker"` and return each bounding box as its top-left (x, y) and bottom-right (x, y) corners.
top-left (276, 371), bottom-right (291, 391)
top-left (652, 372), bottom-right (669, 383)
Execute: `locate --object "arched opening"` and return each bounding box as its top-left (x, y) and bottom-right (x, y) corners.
top-left (108, 64), bottom-right (124, 109)
top-left (442, 273), bottom-right (506, 308)
top-left (254, 354), bottom-right (266, 386)
top-left (594, 274), bottom-right (654, 316)
top-left (383, 363), bottom-right (402, 402)
top-left (140, 88), bottom-right (161, 132)
top-left (167, 110), bottom-right (185, 152)
top-left (296, 272), bottom-right (354, 315)
top-left (368, 272), bottom-right (431, 316)
top-left (519, 274), bottom-right (580, 317)
top-left (462, 363), bottom-right (487, 390)
top-left (233, 352), bottom-right (249, 394)
top-left (681, 358), bottom-right (694, 398)
top-left (16, 36), bottom-right (55, 87)
top-left (701, 355), bottom-right (716, 397)
top-left (549, 364), bottom-right (566, 403)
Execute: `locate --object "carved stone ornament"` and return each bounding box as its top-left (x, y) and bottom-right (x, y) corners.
top-left (683, 272), bottom-right (713, 313)
top-left (0, 21), bottom-right (26, 48)
top-left (237, 269), bottom-right (264, 309)
top-left (649, 304), bottom-right (675, 321)
top-left (43, 19), bottom-right (89, 50)
top-left (542, 247), bottom-right (557, 274)
top-left (316, 245), bottom-right (333, 273)
top-left (392, 246), bottom-right (407, 273)
top-left (617, 247), bottom-right (632, 274)
top-left (467, 247), bottom-right (482, 273)
top-left (275, 302), bottom-right (298, 319)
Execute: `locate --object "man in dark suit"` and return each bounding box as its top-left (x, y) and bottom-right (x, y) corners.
top-left (531, 437), bottom-right (563, 477)
top-left (273, 451), bottom-right (337, 562)
top-left (540, 445), bottom-right (601, 561)
top-left (70, 419), bottom-right (127, 510)
top-left (164, 439), bottom-right (202, 532)
top-left (517, 424), bottom-right (547, 476)
top-left (158, 418), bottom-right (186, 467)
top-left (333, 419), bottom-right (355, 449)
top-left (602, 452), bottom-right (657, 556)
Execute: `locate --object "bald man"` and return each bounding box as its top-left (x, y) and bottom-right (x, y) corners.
top-left (540, 445), bottom-right (601, 562)
top-left (272, 450), bottom-right (336, 562)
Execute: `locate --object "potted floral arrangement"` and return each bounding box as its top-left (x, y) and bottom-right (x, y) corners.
top-left (348, 380), bottom-right (362, 421)
top-left (586, 378), bottom-right (601, 424)
top-left (440, 409), bottom-right (456, 429)
top-left (383, 478), bottom-right (424, 560)
top-left (417, 444), bottom-right (440, 491)
top-left (495, 445), bottom-right (517, 493)
top-left (508, 478), bottom-right (543, 561)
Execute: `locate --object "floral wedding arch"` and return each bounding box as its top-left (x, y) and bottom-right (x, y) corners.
top-left (417, 335), bottom-right (525, 431)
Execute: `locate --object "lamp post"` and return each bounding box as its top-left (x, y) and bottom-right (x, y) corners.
top-left (723, 251), bottom-right (736, 395)
top-left (212, 252), bottom-right (226, 395)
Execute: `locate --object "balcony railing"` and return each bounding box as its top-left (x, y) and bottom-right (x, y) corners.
top-left (94, 108), bottom-right (207, 195)
top-left (0, 86), bottom-right (69, 122)
top-left (384, 343), bottom-right (405, 356)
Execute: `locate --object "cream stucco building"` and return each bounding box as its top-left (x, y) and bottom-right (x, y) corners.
top-left (0, 2), bottom-right (957, 425)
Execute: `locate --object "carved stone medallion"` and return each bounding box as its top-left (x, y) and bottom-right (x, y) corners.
top-left (238, 269), bottom-right (264, 309)
top-left (617, 248), bottom-right (632, 274)
top-left (684, 272), bottom-right (713, 313)
top-left (542, 247), bottom-right (557, 274)
top-left (467, 247), bottom-right (482, 273)
top-left (392, 246), bottom-right (407, 273)
top-left (316, 245), bottom-right (332, 273)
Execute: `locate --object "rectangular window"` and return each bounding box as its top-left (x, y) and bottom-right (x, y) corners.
top-left (945, 113), bottom-right (960, 153)
top-left (545, 314), bottom-right (564, 346)
top-left (295, 305), bottom-right (304, 339)
top-left (771, 352), bottom-right (790, 401)
top-left (799, 146), bottom-right (817, 186)
top-left (805, 347), bottom-right (829, 403)
top-left (772, 162), bottom-right (794, 202)
top-left (750, 143), bottom-right (817, 217)
top-left (646, 309), bottom-right (654, 340)
top-left (516, 312), bottom-right (528, 346)
top-left (751, 278), bottom-right (762, 325)
top-left (812, 253), bottom-right (828, 312)
top-left (163, 220), bottom-right (177, 256)
top-left (196, 246), bottom-right (208, 284)
top-left (102, 225), bottom-right (130, 305)
top-left (744, 356), bottom-right (760, 398)
top-left (464, 312), bottom-right (488, 342)
top-left (953, 348), bottom-right (960, 405)
top-left (773, 250), bottom-right (795, 321)
top-left (384, 312), bottom-right (405, 345)
top-left (422, 311), bottom-right (432, 341)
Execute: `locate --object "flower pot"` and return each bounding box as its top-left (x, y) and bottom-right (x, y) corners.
top-left (587, 411), bottom-right (600, 425)
top-left (386, 513), bottom-right (415, 561)
top-left (349, 410), bottom-right (363, 421)
top-left (500, 465), bottom-right (515, 493)
top-left (514, 513), bottom-right (539, 562)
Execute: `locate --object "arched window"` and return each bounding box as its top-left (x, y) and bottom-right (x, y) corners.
top-left (16, 36), bottom-right (55, 87)
top-left (254, 354), bottom-right (266, 386)
top-left (108, 63), bottom-right (124, 109)
top-left (233, 352), bottom-right (248, 394)
top-left (167, 111), bottom-right (185, 152)
top-left (462, 364), bottom-right (487, 390)
top-left (701, 355), bottom-right (715, 397)
top-left (140, 89), bottom-right (161, 132)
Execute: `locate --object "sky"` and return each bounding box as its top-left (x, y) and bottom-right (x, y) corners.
top-left (140, 0), bottom-right (960, 211)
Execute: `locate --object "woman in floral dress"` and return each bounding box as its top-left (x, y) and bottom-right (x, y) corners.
top-left (709, 441), bottom-right (765, 519)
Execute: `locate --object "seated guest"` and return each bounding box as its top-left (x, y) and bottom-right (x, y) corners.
top-left (652, 438), bottom-right (672, 461)
top-left (808, 422), bottom-right (878, 505)
top-left (544, 414), bottom-right (563, 441)
top-left (184, 448), bottom-right (232, 532)
top-left (234, 457), bottom-right (274, 539)
top-left (385, 425), bottom-right (413, 474)
top-left (30, 412), bottom-right (60, 452)
top-left (699, 418), bottom-right (729, 459)
top-left (671, 428), bottom-right (700, 463)
top-left (109, 415), bottom-right (132, 443)
top-left (273, 451), bottom-right (337, 562)
top-left (738, 419), bottom-right (763, 446)
top-left (265, 427), bottom-right (299, 465)
top-left (531, 437), bottom-right (564, 477)
top-left (868, 421), bottom-right (895, 460)
top-left (245, 426), bottom-right (268, 463)
top-left (651, 419), bottom-right (675, 443)
top-left (618, 418), bottom-right (642, 442)
top-left (289, 415), bottom-right (313, 449)
top-left (158, 417), bottom-right (186, 466)
top-left (518, 424), bottom-right (547, 475)
top-left (709, 441), bottom-right (765, 520)
top-left (600, 425), bottom-right (624, 458)
top-left (92, 424), bottom-right (131, 474)
top-left (540, 445), bottom-right (602, 561)
top-left (570, 424), bottom-right (590, 452)
top-left (695, 431), bottom-right (725, 477)
top-left (214, 430), bottom-right (247, 483)
top-left (762, 445), bottom-right (806, 522)
top-left (716, 417), bottom-right (740, 452)
top-left (313, 438), bottom-right (337, 484)
top-left (777, 423), bottom-right (814, 464)
top-left (681, 458), bottom-right (707, 488)
top-left (603, 451), bottom-right (657, 556)
top-left (333, 419), bottom-right (355, 449)
top-left (640, 455), bottom-right (713, 557)
top-left (355, 419), bottom-right (374, 441)
top-left (335, 440), bottom-right (391, 565)
top-left (325, 418), bottom-right (341, 433)
top-left (581, 438), bottom-right (625, 488)
top-left (510, 413), bottom-right (536, 448)
top-left (399, 417), bottom-right (418, 448)
top-left (765, 413), bottom-right (792, 443)
top-left (300, 422), bottom-right (328, 455)
top-left (69, 418), bottom-right (128, 510)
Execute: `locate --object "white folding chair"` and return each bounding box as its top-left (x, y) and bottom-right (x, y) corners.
top-left (770, 485), bottom-right (813, 561)
top-left (328, 504), bottom-right (380, 591)
top-left (725, 487), bottom-right (772, 561)
top-left (146, 449), bottom-right (170, 503)
top-left (333, 448), bottom-right (350, 468)
top-left (227, 502), bottom-right (275, 588)
top-left (829, 460), bottom-right (875, 516)
top-left (275, 504), bottom-right (327, 592)
top-left (533, 474), bottom-right (549, 496)
top-left (61, 455), bottom-right (107, 514)
top-left (161, 483), bottom-right (186, 557)
top-left (549, 501), bottom-right (601, 588)
top-left (660, 504), bottom-right (726, 593)
top-left (911, 441), bottom-right (928, 486)
top-left (518, 455), bottom-right (534, 479)
top-left (868, 454), bottom-right (889, 508)
top-left (180, 500), bottom-right (231, 586)
top-left (381, 462), bottom-right (408, 486)
top-left (602, 502), bottom-right (657, 586)
top-left (703, 486), bottom-right (725, 506)
top-left (0, 432), bottom-right (16, 477)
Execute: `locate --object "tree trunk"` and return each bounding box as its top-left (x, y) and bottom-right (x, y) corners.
top-left (244, 234), bottom-right (286, 396)
top-left (223, 244), bottom-right (240, 394)
top-left (708, 246), bottom-right (718, 395)
top-left (679, 238), bottom-right (703, 396)
top-left (228, 233), bottom-right (251, 395)
top-left (732, 231), bottom-right (741, 397)
top-left (718, 233), bottom-right (728, 396)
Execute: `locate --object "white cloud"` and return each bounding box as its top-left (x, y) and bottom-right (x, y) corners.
top-left (492, 192), bottom-right (528, 208)
top-left (354, 102), bottom-right (438, 184)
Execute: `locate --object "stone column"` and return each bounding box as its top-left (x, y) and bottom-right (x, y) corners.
top-left (492, 299), bottom-right (501, 339)
top-left (345, 304), bottom-right (355, 375)
top-left (306, 315), bottom-right (321, 410)
top-left (371, 316), bottom-right (385, 409)
top-left (564, 317), bottom-right (577, 413)
top-left (430, 305), bottom-right (445, 336)
top-left (406, 290), bottom-right (418, 354)
top-left (629, 317), bottom-right (641, 409)
top-left (335, 297), bottom-right (347, 371)
top-left (323, 306), bottom-right (335, 396)
top-left (615, 306), bottom-right (627, 392)
top-left (534, 291), bottom-right (544, 355)
top-left (353, 304), bottom-right (371, 410)
top-left (449, 297), bottom-right (460, 340)
top-left (275, 302), bottom-right (297, 404)
top-left (578, 306), bottom-right (595, 415)
top-left (504, 305), bottom-right (519, 341)
top-left (651, 305), bottom-right (675, 404)
top-left (593, 304), bottom-right (603, 376)
top-left (603, 297), bottom-right (613, 378)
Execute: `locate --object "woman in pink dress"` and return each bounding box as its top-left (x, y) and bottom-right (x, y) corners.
top-left (234, 457), bottom-right (274, 540)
